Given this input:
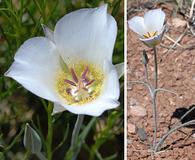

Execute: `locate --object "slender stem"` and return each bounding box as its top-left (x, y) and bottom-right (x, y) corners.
top-left (151, 46), bottom-right (158, 150)
top-left (46, 102), bottom-right (53, 160)
top-left (151, 95), bottom-right (158, 149)
top-left (24, 151), bottom-right (30, 160)
top-left (153, 47), bottom-right (158, 89)
top-left (71, 114), bottom-right (84, 160)
top-left (155, 119), bottom-right (195, 152)
top-left (4, 126), bottom-right (25, 152)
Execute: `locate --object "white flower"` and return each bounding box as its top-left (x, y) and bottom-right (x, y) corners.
top-left (128, 9), bottom-right (166, 47)
top-left (5, 5), bottom-right (123, 116)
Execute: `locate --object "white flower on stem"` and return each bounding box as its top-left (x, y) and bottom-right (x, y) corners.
top-left (5, 5), bottom-right (123, 116)
top-left (128, 9), bottom-right (166, 47)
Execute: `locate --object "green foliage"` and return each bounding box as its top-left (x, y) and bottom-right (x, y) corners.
top-left (0, 0), bottom-right (124, 159)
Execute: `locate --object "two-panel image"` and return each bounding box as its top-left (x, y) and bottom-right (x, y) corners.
top-left (0, 0), bottom-right (194, 159)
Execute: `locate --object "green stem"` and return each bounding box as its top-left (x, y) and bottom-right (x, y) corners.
top-left (4, 126), bottom-right (25, 153)
top-left (151, 96), bottom-right (157, 149)
top-left (153, 47), bottom-right (158, 89)
top-left (71, 115), bottom-right (84, 160)
top-left (46, 102), bottom-right (53, 160)
top-left (151, 46), bottom-right (158, 150)
top-left (24, 151), bottom-right (30, 160)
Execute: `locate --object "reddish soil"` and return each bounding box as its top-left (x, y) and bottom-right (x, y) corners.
top-left (127, 1), bottom-right (195, 160)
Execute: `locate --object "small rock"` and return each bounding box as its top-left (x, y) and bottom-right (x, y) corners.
top-left (168, 98), bottom-right (176, 106)
top-left (127, 81), bottom-right (133, 90)
top-left (192, 59), bottom-right (195, 65)
top-left (127, 139), bottom-right (132, 144)
top-left (128, 98), bottom-right (138, 106)
top-left (172, 18), bottom-right (187, 28)
top-left (191, 155), bottom-right (195, 160)
top-left (129, 105), bottom-right (147, 117)
top-left (137, 128), bottom-right (148, 141)
top-left (128, 123), bottom-right (136, 134)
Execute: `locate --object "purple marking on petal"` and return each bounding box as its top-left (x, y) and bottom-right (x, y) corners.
top-left (85, 79), bottom-right (95, 86)
top-left (64, 79), bottom-right (77, 86)
top-left (71, 68), bottom-right (78, 83)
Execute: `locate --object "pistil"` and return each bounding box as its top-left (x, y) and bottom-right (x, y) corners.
top-left (64, 66), bottom-right (95, 101)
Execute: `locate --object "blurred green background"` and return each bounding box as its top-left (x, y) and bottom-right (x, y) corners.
top-left (0, 0), bottom-right (124, 159)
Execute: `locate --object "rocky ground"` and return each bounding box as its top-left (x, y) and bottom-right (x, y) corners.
top-left (127, 0), bottom-right (195, 159)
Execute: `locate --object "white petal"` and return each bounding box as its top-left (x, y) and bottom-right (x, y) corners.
top-left (54, 4), bottom-right (117, 63)
top-left (102, 61), bottom-right (120, 100)
top-left (62, 99), bottom-right (120, 116)
top-left (5, 37), bottom-right (60, 102)
top-left (41, 24), bottom-right (54, 42)
top-left (115, 62), bottom-right (124, 79)
top-left (58, 61), bottom-right (120, 116)
top-left (144, 9), bottom-right (165, 33)
top-left (128, 16), bottom-right (147, 36)
top-left (52, 103), bottom-right (66, 115)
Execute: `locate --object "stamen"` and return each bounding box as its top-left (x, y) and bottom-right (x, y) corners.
top-left (82, 87), bottom-right (88, 91)
top-left (83, 78), bottom-right (89, 83)
top-left (71, 68), bottom-right (78, 83)
top-left (82, 66), bottom-right (89, 79)
top-left (64, 79), bottom-right (77, 86)
top-left (85, 79), bottom-right (95, 86)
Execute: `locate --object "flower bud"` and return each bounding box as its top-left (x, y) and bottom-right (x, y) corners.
top-left (142, 50), bottom-right (149, 65)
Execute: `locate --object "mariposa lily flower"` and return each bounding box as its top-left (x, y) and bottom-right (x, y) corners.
top-left (128, 9), bottom-right (166, 47)
top-left (5, 5), bottom-right (124, 116)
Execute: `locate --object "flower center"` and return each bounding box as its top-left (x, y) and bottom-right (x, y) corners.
top-left (56, 61), bottom-right (104, 105)
top-left (143, 31), bottom-right (158, 38)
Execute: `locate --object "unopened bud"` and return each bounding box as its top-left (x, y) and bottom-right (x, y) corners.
top-left (142, 50), bottom-right (149, 65)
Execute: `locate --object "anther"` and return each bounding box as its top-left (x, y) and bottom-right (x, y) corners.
top-left (82, 66), bottom-right (89, 79)
top-left (64, 79), bottom-right (77, 86)
top-left (82, 87), bottom-right (88, 91)
top-left (71, 68), bottom-right (78, 83)
top-left (85, 79), bottom-right (95, 86)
